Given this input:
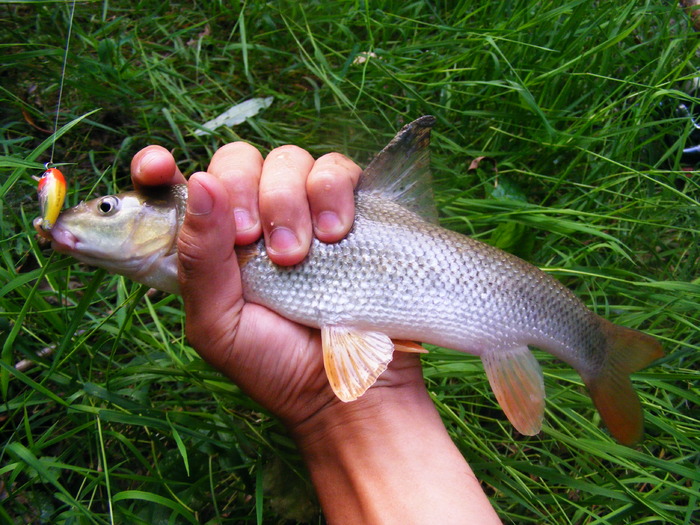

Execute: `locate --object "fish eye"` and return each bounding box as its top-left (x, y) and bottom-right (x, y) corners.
top-left (97, 196), bottom-right (120, 215)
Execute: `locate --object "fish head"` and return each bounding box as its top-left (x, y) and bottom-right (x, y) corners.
top-left (50, 185), bottom-right (186, 294)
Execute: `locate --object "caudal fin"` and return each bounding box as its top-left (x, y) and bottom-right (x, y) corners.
top-left (584, 321), bottom-right (663, 446)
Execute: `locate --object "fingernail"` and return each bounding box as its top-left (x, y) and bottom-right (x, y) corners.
top-left (315, 211), bottom-right (343, 236)
top-left (187, 178), bottom-right (213, 216)
top-left (234, 208), bottom-right (255, 233)
top-left (269, 227), bottom-right (300, 254)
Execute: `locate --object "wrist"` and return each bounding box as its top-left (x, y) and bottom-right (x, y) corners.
top-left (293, 381), bottom-right (441, 524)
top-left (292, 384), bottom-right (432, 458)
top-left (287, 354), bottom-right (501, 524)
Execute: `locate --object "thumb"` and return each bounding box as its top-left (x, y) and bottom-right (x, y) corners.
top-left (177, 172), bottom-right (244, 368)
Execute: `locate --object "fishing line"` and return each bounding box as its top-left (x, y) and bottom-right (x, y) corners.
top-left (48, 0), bottom-right (77, 166)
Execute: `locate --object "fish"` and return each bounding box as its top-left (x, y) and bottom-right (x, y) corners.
top-left (33, 166), bottom-right (67, 239)
top-left (47, 116), bottom-right (663, 445)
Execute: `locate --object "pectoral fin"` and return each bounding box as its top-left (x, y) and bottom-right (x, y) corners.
top-left (321, 326), bottom-right (395, 402)
top-left (393, 340), bottom-right (428, 354)
top-left (481, 346), bottom-right (545, 436)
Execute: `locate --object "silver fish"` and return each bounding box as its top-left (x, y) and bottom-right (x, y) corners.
top-left (49, 116), bottom-right (663, 445)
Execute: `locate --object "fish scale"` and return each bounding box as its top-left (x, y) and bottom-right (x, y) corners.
top-left (240, 191), bottom-right (603, 369)
top-left (47, 116), bottom-right (663, 445)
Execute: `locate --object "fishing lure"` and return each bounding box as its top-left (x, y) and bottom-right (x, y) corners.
top-left (33, 166), bottom-right (66, 238)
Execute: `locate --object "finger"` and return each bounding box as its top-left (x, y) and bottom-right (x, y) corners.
top-left (177, 171), bottom-right (243, 371)
top-left (306, 152), bottom-right (361, 243)
top-left (259, 145), bottom-right (315, 266)
top-left (131, 145), bottom-right (186, 189)
top-left (207, 142), bottom-right (264, 246)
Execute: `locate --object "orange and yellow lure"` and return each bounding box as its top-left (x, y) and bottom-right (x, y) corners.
top-left (33, 166), bottom-right (66, 239)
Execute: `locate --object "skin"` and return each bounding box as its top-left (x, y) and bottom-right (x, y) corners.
top-left (131, 144), bottom-right (502, 524)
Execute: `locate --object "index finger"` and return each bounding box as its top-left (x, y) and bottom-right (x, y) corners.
top-left (207, 142), bottom-right (265, 246)
top-left (131, 145), bottom-right (187, 189)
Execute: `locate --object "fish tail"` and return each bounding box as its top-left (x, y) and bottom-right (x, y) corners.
top-left (584, 321), bottom-right (663, 446)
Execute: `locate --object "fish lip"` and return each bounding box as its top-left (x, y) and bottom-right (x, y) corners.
top-left (50, 224), bottom-right (78, 253)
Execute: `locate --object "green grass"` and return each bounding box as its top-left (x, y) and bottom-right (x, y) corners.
top-left (1, 1), bottom-right (698, 523)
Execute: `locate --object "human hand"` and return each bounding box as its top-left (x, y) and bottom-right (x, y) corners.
top-left (130, 143), bottom-right (425, 428)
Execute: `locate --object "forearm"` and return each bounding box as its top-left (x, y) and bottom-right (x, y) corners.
top-left (290, 380), bottom-right (502, 525)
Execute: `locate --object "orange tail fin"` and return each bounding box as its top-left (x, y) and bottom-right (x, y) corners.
top-left (584, 321), bottom-right (663, 446)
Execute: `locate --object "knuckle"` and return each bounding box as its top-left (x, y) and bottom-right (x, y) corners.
top-left (176, 229), bottom-right (236, 279)
top-left (316, 151), bottom-right (361, 174)
top-left (259, 185), bottom-right (300, 209)
top-left (268, 144), bottom-right (309, 160)
top-left (176, 235), bottom-right (205, 280)
top-left (214, 141), bottom-right (262, 159)
top-left (307, 170), bottom-right (355, 204)
top-left (316, 151), bottom-right (351, 165)
top-left (306, 170), bottom-right (339, 197)
top-left (309, 154), bottom-right (361, 192)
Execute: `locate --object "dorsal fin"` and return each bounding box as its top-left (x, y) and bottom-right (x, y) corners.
top-left (357, 115), bottom-right (439, 224)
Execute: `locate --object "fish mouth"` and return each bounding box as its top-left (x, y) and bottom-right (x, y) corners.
top-left (50, 224), bottom-right (78, 254)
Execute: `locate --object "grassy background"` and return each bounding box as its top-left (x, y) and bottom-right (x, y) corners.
top-left (1, 1), bottom-right (698, 523)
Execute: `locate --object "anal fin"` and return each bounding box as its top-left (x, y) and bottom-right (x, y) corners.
top-left (321, 326), bottom-right (395, 402)
top-left (481, 346), bottom-right (545, 436)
